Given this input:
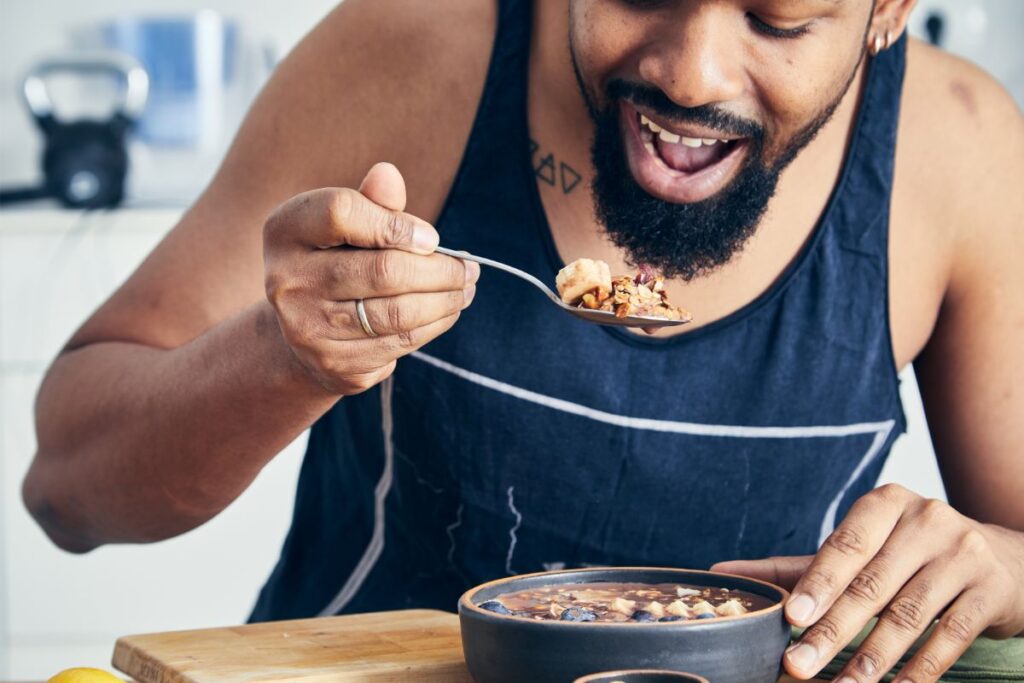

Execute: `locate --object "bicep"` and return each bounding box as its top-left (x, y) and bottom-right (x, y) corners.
top-left (914, 83), bottom-right (1024, 530)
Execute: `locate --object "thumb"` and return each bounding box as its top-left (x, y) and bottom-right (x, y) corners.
top-left (359, 162), bottom-right (408, 212)
top-left (710, 555), bottom-right (814, 591)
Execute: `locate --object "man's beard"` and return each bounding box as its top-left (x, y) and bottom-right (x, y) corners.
top-left (576, 67), bottom-right (855, 281)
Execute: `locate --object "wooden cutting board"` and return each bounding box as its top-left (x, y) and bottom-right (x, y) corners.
top-left (113, 608), bottom-right (811, 683)
top-left (113, 609), bottom-right (471, 683)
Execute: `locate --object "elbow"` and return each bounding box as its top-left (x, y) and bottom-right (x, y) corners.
top-left (22, 457), bottom-right (100, 554)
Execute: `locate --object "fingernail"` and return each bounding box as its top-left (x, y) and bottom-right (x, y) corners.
top-left (462, 285), bottom-right (476, 309)
top-left (412, 222), bottom-right (439, 253)
top-left (785, 642), bottom-right (819, 673)
top-left (464, 260), bottom-right (481, 285)
top-left (787, 593), bottom-right (816, 623)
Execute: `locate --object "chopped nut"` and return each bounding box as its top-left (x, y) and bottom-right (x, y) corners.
top-left (610, 597), bottom-right (637, 615)
top-left (676, 587), bottom-right (702, 598)
top-left (642, 601), bottom-right (666, 618)
top-left (716, 599), bottom-right (747, 617)
top-left (548, 601), bottom-right (566, 618)
top-left (692, 600), bottom-right (716, 614)
top-left (665, 600), bottom-right (689, 617)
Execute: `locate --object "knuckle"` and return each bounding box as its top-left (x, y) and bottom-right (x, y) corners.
top-left (328, 188), bottom-right (357, 228)
top-left (384, 298), bottom-right (410, 332)
top-left (850, 648), bottom-right (885, 677)
top-left (445, 255), bottom-right (467, 286)
top-left (329, 305), bottom-right (357, 331)
top-left (957, 529), bottom-right (989, 557)
top-left (264, 272), bottom-right (288, 306)
top-left (396, 327), bottom-right (420, 349)
top-left (847, 566), bottom-right (886, 605)
top-left (876, 482), bottom-right (910, 501)
top-left (915, 651), bottom-right (947, 678)
top-left (381, 210), bottom-right (413, 246)
top-left (885, 591), bottom-right (929, 633)
top-left (806, 616), bottom-right (843, 646)
top-left (939, 610), bottom-right (976, 646)
top-left (917, 497), bottom-right (953, 524)
top-left (802, 568), bottom-right (839, 594)
top-left (371, 250), bottom-right (403, 286)
top-left (825, 524), bottom-right (869, 557)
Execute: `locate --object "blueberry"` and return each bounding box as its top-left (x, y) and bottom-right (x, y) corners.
top-left (560, 607), bottom-right (597, 622)
top-left (631, 610), bottom-right (657, 622)
top-left (659, 615), bottom-right (685, 622)
top-left (696, 612), bottom-right (716, 620)
top-left (479, 600), bottom-right (511, 615)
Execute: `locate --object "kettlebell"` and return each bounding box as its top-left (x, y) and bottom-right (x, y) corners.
top-left (0, 52), bottom-right (148, 209)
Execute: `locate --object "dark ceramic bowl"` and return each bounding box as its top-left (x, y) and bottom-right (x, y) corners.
top-left (459, 567), bottom-right (790, 683)
top-left (574, 669), bottom-right (709, 683)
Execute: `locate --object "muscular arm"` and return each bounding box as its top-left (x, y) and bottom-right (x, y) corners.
top-left (24, 0), bottom-right (493, 552)
top-left (912, 57), bottom-right (1024, 531)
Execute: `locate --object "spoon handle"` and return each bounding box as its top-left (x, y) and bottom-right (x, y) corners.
top-left (435, 246), bottom-right (562, 304)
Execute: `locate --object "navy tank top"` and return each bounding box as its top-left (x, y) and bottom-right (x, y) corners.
top-left (250, 0), bottom-right (907, 621)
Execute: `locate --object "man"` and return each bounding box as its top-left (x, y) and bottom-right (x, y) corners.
top-left (24, 0), bottom-right (1023, 680)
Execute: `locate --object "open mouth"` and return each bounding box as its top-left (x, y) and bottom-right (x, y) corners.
top-left (620, 102), bottom-right (749, 204)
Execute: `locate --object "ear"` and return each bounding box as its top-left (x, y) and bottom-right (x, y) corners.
top-left (869, 0), bottom-right (918, 50)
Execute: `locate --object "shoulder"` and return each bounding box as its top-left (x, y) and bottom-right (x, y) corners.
top-left (895, 38), bottom-right (1023, 280)
top-left (897, 38), bottom-right (1023, 232)
top-left (219, 0), bottom-right (499, 221)
top-left (889, 39), bottom-right (1022, 364)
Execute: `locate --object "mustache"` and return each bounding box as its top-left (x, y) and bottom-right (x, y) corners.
top-left (606, 79), bottom-right (763, 141)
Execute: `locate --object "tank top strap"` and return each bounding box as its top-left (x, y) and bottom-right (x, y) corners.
top-left (827, 35), bottom-right (908, 257)
top-left (434, 0), bottom-right (539, 265)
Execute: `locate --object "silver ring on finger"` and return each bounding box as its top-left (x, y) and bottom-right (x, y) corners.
top-left (355, 299), bottom-right (378, 338)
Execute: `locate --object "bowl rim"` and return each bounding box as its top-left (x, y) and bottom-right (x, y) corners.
top-left (573, 669), bottom-right (710, 683)
top-left (459, 566), bottom-right (789, 627)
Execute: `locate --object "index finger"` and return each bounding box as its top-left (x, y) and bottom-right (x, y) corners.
top-left (284, 187), bottom-right (439, 254)
top-left (786, 489), bottom-right (904, 627)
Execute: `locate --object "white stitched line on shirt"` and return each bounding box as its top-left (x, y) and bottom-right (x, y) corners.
top-left (818, 421), bottom-right (895, 546)
top-left (446, 502), bottom-right (465, 565)
top-left (412, 351), bottom-right (897, 548)
top-left (318, 377), bottom-right (396, 617)
top-left (505, 486), bottom-right (523, 575)
top-left (411, 351), bottom-right (893, 438)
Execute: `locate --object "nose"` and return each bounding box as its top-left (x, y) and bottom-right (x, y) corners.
top-left (636, 6), bottom-right (745, 109)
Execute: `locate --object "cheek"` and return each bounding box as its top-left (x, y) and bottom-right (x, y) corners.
top-left (749, 39), bottom-right (864, 150)
top-left (570, 0), bottom-right (651, 100)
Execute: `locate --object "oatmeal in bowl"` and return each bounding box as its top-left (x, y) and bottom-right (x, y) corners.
top-left (458, 567), bottom-right (790, 683)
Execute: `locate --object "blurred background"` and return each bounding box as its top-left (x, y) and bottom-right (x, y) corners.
top-left (0, 0), bottom-right (1021, 678)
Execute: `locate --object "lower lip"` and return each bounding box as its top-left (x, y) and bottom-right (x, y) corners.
top-left (620, 103), bottom-right (748, 204)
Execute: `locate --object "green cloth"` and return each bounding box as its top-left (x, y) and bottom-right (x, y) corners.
top-left (791, 621), bottom-right (1024, 682)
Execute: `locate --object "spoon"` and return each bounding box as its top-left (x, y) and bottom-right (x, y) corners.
top-left (435, 246), bottom-right (690, 328)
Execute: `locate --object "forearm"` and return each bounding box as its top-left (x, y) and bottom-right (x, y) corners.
top-left (24, 301), bottom-right (338, 552)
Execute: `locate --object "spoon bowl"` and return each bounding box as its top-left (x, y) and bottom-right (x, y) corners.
top-left (435, 246), bottom-right (690, 329)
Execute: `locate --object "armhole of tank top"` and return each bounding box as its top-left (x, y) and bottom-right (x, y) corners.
top-left (432, 0), bottom-right (510, 230)
top-left (882, 38), bottom-right (910, 434)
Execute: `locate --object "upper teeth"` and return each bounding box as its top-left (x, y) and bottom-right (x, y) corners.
top-left (640, 114), bottom-right (725, 147)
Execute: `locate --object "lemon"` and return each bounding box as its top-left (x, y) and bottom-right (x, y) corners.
top-left (47, 668), bottom-right (124, 683)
